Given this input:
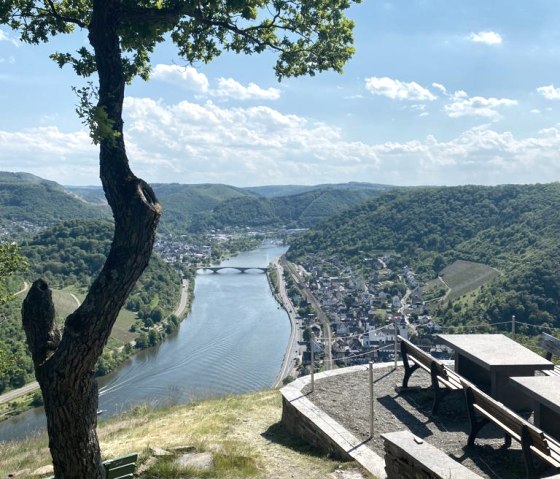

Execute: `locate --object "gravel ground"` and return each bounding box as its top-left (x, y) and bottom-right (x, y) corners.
top-left (302, 365), bottom-right (556, 479)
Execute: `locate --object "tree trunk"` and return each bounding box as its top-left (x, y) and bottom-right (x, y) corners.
top-left (22, 1), bottom-right (161, 477)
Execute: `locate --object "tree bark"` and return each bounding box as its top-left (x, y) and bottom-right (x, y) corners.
top-left (22, 1), bottom-right (161, 477)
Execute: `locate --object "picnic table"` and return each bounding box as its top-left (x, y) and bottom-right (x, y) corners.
top-left (437, 334), bottom-right (553, 410)
top-left (510, 375), bottom-right (560, 441)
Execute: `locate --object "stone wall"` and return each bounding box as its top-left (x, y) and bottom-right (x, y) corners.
top-left (382, 431), bottom-right (482, 479)
top-left (281, 393), bottom-right (353, 461)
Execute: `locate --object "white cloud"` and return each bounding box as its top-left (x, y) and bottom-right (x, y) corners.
top-left (120, 97), bottom-right (379, 185)
top-left (211, 78), bottom-right (281, 101)
top-left (537, 84), bottom-right (560, 100)
top-left (2, 100), bottom-right (560, 187)
top-left (365, 77), bottom-right (437, 101)
top-left (444, 91), bottom-right (517, 119)
top-left (151, 64), bottom-right (280, 101)
top-left (151, 64), bottom-right (209, 92)
top-left (366, 125), bottom-right (560, 185)
top-left (468, 31), bottom-right (502, 45)
top-left (0, 30), bottom-right (19, 47)
top-left (0, 127), bottom-right (98, 184)
top-left (432, 83), bottom-right (447, 95)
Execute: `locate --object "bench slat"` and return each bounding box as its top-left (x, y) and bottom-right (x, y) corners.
top-left (105, 463), bottom-right (136, 479)
top-left (539, 332), bottom-right (560, 358)
top-left (466, 384), bottom-right (560, 473)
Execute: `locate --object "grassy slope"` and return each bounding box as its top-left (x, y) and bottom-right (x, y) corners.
top-left (37, 289), bottom-right (138, 344)
top-left (439, 260), bottom-right (500, 301)
top-left (0, 390), bottom-right (367, 479)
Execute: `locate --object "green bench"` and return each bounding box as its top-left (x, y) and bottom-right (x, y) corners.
top-left (539, 332), bottom-right (560, 376)
top-left (46, 452), bottom-right (138, 479)
top-left (399, 335), bottom-right (463, 414)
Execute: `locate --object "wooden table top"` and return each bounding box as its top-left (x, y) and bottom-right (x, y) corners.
top-left (510, 375), bottom-right (560, 414)
top-left (437, 334), bottom-right (554, 370)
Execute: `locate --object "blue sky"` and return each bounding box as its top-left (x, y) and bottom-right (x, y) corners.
top-left (1, 0), bottom-right (560, 187)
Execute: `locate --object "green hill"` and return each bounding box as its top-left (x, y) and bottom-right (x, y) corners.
top-left (152, 183), bottom-right (256, 234)
top-left (153, 182), bottom-right (390, 233)
top-left (0, 172), bottom-right (109, 232)
top-left (17, 176), bottom-right (391, 234)
top-left (0, 219), bottom-right (181, 392)
top-left (288, 183), bottom-right (560, 332)
top-left (244, 181), bottom-right (393, 198)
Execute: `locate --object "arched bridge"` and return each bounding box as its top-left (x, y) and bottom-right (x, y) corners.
top-left (198, 266), bottom-right (269, 274)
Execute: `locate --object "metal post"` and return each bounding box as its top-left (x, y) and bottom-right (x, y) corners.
top-left (512, 314), bottom-right (516, 340)
top-left (369, 361), bottom-right (374, 438)
top-left (310, 337), bottom-right (315, 392)
top-left (394, 316), bottom-right (398, 370)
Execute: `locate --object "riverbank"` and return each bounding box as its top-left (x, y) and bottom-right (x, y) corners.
top-left (0, 244), bottom-right (291, 442)
top-left (269, 258), bottom-right (303, 388)
top-left (0, 277), bottom-right (193, 421)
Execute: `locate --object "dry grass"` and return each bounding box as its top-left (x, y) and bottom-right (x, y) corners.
top-left (1, 390), bottom-right (368, 479)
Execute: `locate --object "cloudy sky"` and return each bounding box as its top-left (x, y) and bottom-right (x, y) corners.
top-left (2, 0), bottom-right (560, 187)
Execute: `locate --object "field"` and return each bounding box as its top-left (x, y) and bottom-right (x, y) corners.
top-left (438, 260), bottom-right (500, 301)
top-left (423, 260), bottom-right (500, 303)
top-left (50, 288), bottom-right (137, 344)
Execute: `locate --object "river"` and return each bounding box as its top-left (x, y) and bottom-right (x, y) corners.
top-left (0, 244), bottom-right (290, 442)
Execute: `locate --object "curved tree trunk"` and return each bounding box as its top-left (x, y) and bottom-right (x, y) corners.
top-left (22, 1), bottom-right (161, 477)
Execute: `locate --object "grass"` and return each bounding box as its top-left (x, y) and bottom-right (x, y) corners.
top-left (111, 308), bottom-right (138, 343)
top-left (438, 260), bottom-right (500, 302)
top-left (51, 289), bottom-right (81, 321)
top-left (51, 287), bottom-right (138, 344)
top-left (0, 390), bottom-right (367, 479)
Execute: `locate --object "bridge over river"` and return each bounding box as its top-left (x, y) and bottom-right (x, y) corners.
top-left (197, 266), bottom-right (269, 274)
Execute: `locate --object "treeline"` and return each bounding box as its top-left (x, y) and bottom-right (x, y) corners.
top-left (152, 183), bottom-right (388, 234)
top-left (288, 183), bottom-right (560, 332)
top-left (22, 219), bottom-right (180, 315)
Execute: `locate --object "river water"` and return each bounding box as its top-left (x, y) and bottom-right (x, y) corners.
top-left (0, 244), bottom-right (290, 442)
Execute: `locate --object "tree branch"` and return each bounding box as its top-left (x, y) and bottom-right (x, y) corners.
top-left (43, 0), bottom-right (88, 28)
top-left (22, 279), bottom-right (61, 368)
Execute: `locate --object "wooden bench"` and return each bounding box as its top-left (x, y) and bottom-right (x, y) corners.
top-left (539, 333), bottom-right (560, 376)
top-left (46, 452), bottom-right (138, 479)
top-left (398, 335), bottom-right (463, 414)
top-left (463, 381), bottom-right (560, 479)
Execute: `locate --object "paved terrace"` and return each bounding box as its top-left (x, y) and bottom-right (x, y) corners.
top-left (281, 363), bottom-right (559, 479)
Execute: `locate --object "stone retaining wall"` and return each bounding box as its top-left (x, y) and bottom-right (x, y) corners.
top-left (382, 431), bottom-right (481, 479)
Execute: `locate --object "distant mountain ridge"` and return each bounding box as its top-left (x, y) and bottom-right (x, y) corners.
top-left (0, 172), bottom-right (110, 231)
top-left (244, 182), bottom-right (395, 198)
top-left (64, 179), bottom-right (394, 233)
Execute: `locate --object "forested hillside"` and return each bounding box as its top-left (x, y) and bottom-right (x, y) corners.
top-left (288, 183), bottom-right (560, 332)
top-left (0, 173), bottom-right (390, 235)
top-left (153, 182), bottom-right (389, 232)
top-left (0, 172), bottom-right (109, 233)
top-left (0, 219), bottom-right (181, 392)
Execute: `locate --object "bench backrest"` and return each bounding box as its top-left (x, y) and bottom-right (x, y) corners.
top-left (104, 452), bottom-right (138, 479)
top-left (539, 332), bottom-right (560, 361)
top-left (466, 384), bottom-right (551, 458)
top-left (398, 335), bottom-right (449, 377)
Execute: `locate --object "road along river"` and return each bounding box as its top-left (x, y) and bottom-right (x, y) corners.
top-left (0, 244), bottom-right (290, 442)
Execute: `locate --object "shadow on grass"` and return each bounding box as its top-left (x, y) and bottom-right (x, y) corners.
top-left (260, 422), bottom-right (328, 459)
